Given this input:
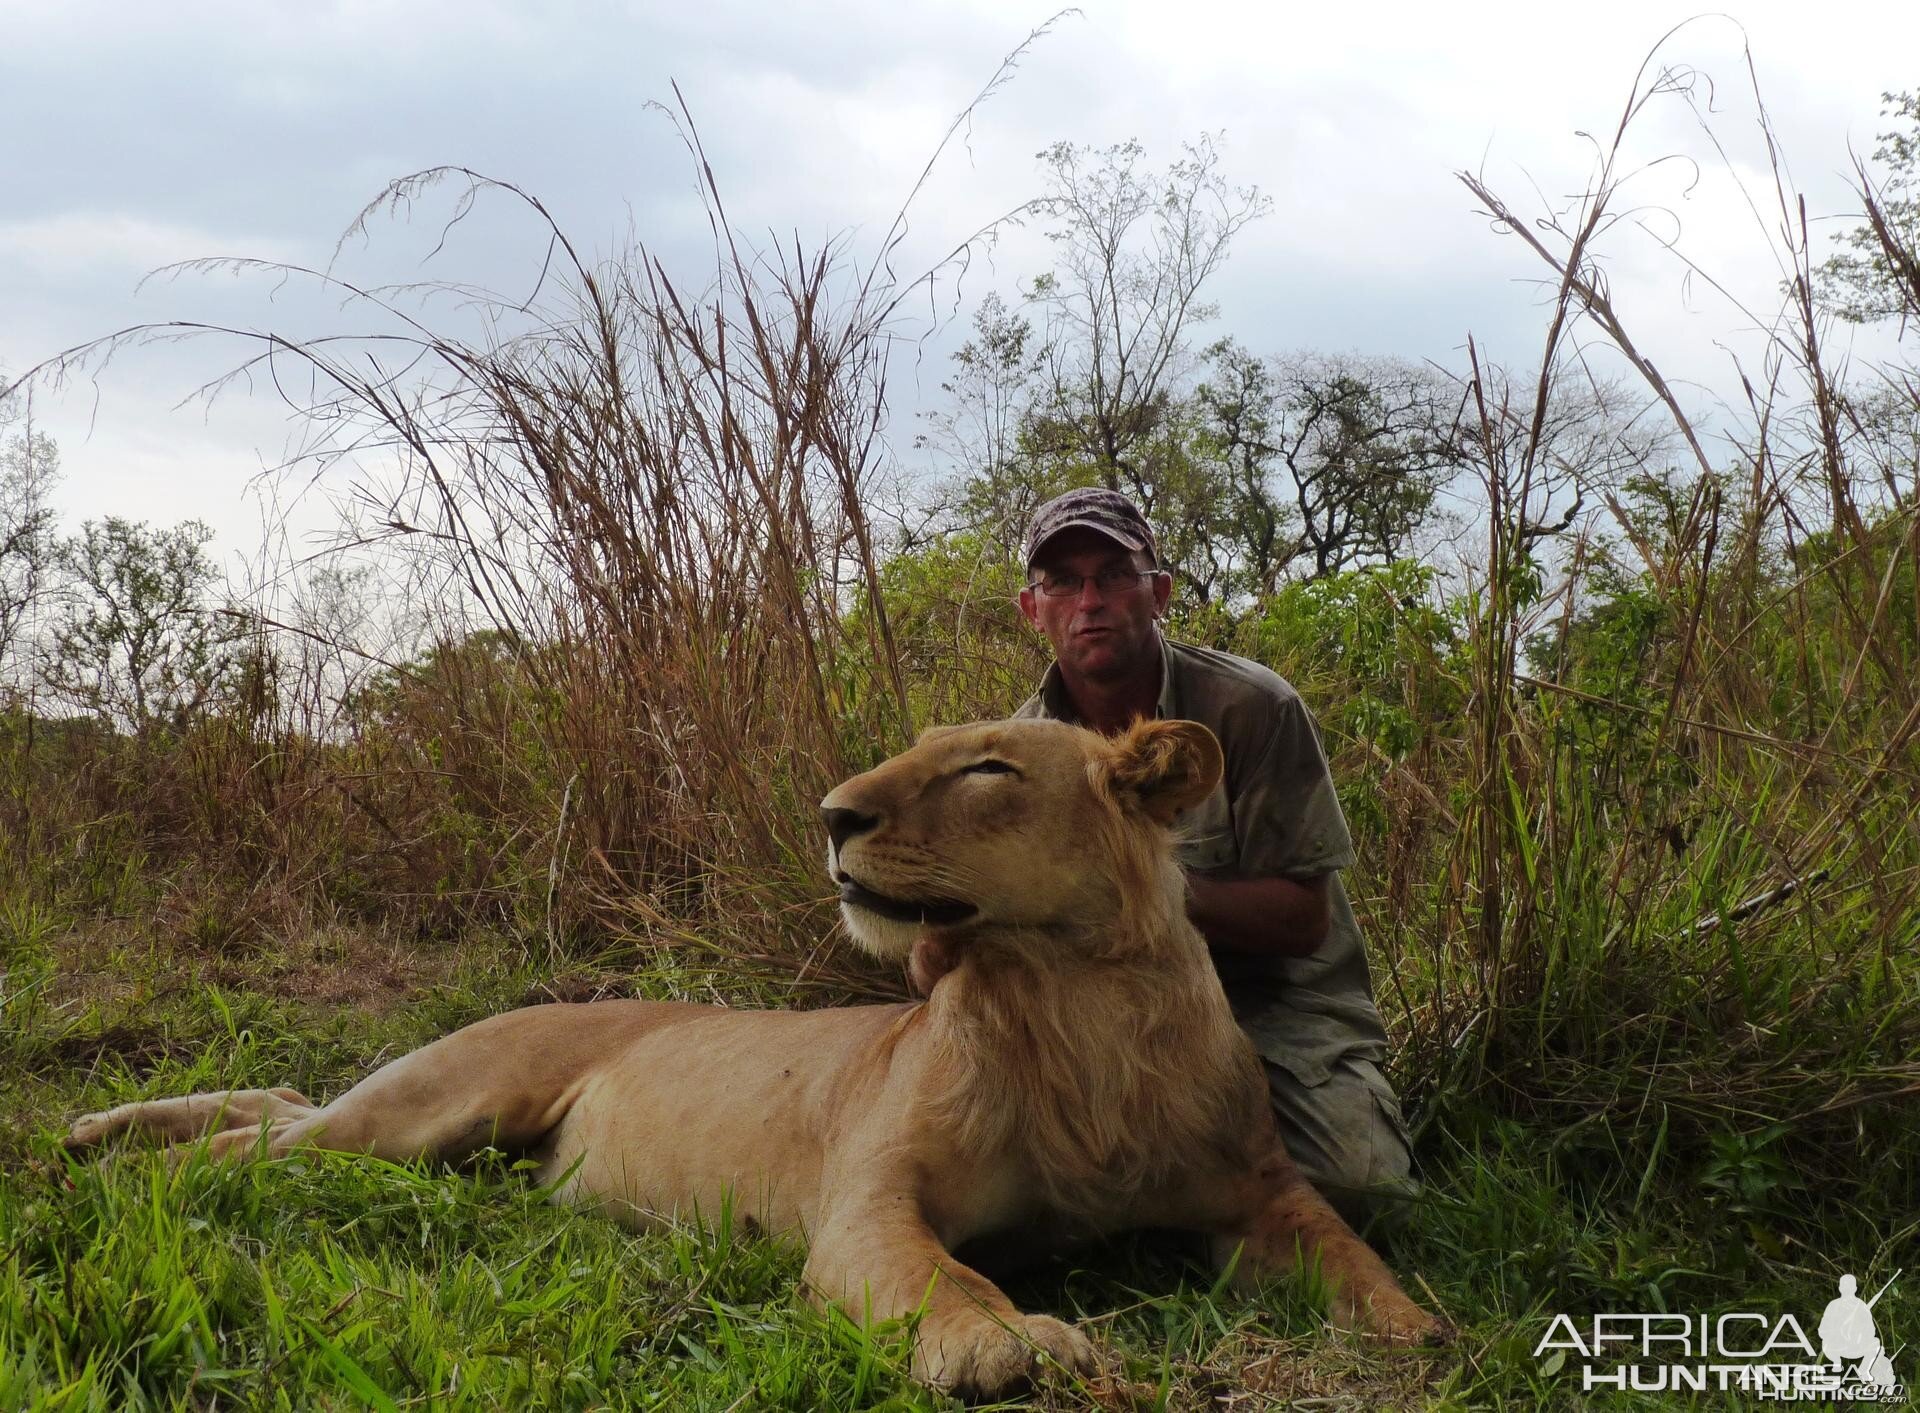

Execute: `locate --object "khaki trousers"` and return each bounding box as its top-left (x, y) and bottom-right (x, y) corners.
top-left (1263, 1053), bottom-right (1417, 1228)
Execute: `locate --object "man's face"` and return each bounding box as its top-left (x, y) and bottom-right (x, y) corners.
top-left (1017, 528), bottom-right (1172, 683)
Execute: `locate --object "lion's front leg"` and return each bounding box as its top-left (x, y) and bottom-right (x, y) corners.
top-left (1211, 1151), bottom-right (1447, 1345)
top-left (802, 1198), bottom-right (1097, 1398)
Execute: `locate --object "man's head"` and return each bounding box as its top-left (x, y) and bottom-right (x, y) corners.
top-left (1840, 1275), bottom-right (1858, 1297)
top-left (1018, 488), bottom-right (1171, 684)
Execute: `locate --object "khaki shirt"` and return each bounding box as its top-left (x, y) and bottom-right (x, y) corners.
top-left (1014, 635), bottom-right (1389, 1086)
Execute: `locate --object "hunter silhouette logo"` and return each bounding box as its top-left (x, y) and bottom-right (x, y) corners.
top-left (1819, 1275), bottom-right (1899, 1394)
top-left (1534, 1270), bottom-right (1905, 1401)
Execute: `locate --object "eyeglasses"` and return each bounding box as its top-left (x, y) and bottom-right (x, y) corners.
top-left (1028, 568), bottom-right (1156, 598)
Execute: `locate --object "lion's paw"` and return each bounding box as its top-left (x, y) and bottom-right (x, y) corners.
top-left (1018, 1314), bottom-right (1098, 1377)
top-left (62, 1106), bottom-right (132, 1152)
top-left (1354, 1295), bottom-right (1453, 1348)
top-left (915, 1311), bottom-right (1098, 1398)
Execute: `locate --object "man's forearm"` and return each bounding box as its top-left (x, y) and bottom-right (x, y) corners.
top-left (1184, 872), bottom-right (1331, 958)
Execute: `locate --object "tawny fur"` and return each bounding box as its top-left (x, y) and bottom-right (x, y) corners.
top-left (63, 717), bottom-right (1446, 1399)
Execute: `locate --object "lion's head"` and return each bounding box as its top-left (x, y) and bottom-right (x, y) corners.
top-left (819, 717), bottom-right (1223, 967)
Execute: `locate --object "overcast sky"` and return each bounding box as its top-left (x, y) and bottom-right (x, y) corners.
top-left (3, 0), bottom-right (1916, 577)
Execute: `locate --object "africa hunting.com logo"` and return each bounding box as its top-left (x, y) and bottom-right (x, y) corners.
top-left (1533, 1272), bottom-right (1905, 1401)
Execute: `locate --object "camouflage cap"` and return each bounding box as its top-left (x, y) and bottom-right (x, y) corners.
top-left (1023, 487), bottom-right (1158, 569)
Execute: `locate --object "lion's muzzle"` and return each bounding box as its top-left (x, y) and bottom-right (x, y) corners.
top-left (835, 876), bottom-right (976, 927)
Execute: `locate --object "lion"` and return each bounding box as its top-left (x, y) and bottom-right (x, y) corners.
top-left (63, 717), bottom-right (1444, 1398)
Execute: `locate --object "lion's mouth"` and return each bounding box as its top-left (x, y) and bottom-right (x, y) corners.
top-left (835, 874), bottom-right (977, 927)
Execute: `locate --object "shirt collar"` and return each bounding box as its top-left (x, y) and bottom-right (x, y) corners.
top-left (1153, 632), bottom-right (1179, 719)
top-left (1036, 631), bottom-right (1177, 724)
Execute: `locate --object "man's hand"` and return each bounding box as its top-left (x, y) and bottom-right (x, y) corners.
top-left (1184, 872), bottom-right (1332, 958)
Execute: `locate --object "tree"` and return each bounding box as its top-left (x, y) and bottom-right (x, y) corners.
top-left (1840, 384), bottom-right (1920, 508)
top-left (921, 138), bottom-right (1486, 605)
top-left (0, 388), bottom-right (59, 678)
top-left (914, 139), bottom-right (1268, 604)
top-left (1194, 343), bottom-right (1468, 590)
top-left (916, 293), bottom-right (1049, 557)
top-left (1816, 90), bottom-right (1920, 325)
top-left (1020, 137), bottom-right (1269, 533)
top-left (1279, 359), bottom-right (1461, 578)
top-left (41, 518), bottom-right (241, 735)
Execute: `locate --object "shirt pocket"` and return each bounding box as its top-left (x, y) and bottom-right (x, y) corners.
top-left (1173, 783), bottom-right (1236, 874)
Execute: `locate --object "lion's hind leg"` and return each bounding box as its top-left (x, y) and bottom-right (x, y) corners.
top-left (65, 1002), bottom-right (664, 1168)
top-left (160, 1002), bottom-right (653, 1167)
top-left (64, 1087), bottom-right (315, 1153)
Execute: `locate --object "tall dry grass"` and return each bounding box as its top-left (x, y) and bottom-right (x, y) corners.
top-left (9, 60), bottom-right (1071, 988)
top-left (1325, 56), bottom-right (1920, 1176)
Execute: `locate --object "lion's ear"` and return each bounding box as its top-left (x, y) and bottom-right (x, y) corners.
top-left (1102, 719), bottom-right (1223, 825)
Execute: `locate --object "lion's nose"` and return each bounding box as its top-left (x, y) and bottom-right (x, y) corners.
top-left (822, 806), bottom-right (880, 852)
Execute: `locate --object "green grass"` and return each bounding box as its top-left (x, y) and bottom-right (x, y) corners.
top-left (3, 1146), bottom-right (931, 1410)
top-left (4, 925), bottom-right (1912, 1411)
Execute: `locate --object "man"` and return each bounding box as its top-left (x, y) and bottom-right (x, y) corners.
top-left (1010, 486), bottom-right (1414, 1222)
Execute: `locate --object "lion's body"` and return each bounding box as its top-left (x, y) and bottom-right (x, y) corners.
top-left (65, 718), bottom-right (1443, 1397)
top-left (543, 1002), bottom-right (906, 1237)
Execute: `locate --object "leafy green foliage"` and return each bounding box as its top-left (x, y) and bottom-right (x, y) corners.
top-left (1816, 90), bottom-right (1920, 323)
top-left (1242, 562), bottom-right (1461, 761)
top-left (0, 391), bottom-right (59, 672)
top-left (857, 529), bottom-right (1045, 732)
top-left (42, 519), bottom-right (242, 737)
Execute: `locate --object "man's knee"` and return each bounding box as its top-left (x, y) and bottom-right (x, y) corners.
top-left (1263, 1055), bottom-right (1416, 1228)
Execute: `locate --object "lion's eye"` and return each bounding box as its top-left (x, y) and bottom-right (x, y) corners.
top-left (962, 759), bottom-right (1018, 777)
